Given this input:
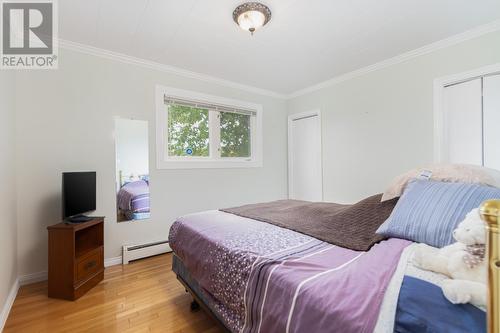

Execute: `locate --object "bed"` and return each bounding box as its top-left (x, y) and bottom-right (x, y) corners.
top-left (169, 207), bottom-right (487, 333)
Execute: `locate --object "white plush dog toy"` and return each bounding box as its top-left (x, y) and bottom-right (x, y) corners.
top-left (413, 208), bottom-right (487, 308)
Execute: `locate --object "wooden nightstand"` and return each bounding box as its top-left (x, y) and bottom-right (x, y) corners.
top-left (47, 217), bottom-right (104, 300)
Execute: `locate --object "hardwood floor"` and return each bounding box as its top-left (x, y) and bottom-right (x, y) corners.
top-left (5, 254), bottom-right (224, 333)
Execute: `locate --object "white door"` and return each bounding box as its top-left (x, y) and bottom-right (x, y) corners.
top-left (443, 79), bottom-right (483, 165)
top-left (483, 74), bottom-right (500, 170)
top-left (288, 111), bottom-right (322, 201)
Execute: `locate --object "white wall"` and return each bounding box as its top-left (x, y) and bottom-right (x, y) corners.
top-left (287, 30), bottom-right (500, 203)
top-left (15, 48), bottom-right (288, 276)
top-left (0, 71), bottom-right (18, 322)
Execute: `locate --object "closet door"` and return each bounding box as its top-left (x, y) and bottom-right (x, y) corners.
top-left (443, 79), bottom-right (483, 165)
top-left (483, 74), bottom-right (500, 170)
top-left (288, 112), bottom-right (322, 201)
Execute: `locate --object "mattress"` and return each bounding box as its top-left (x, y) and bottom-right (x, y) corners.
top-left (169, 210), bottom-right (486, 333)
top-left (117, 180), bottom-right (150, 213)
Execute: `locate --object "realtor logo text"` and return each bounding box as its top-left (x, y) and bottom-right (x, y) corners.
top-left (1, 0), bottom-right (58, 69)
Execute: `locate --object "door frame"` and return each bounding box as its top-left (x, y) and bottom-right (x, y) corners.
top-left (287, 110), bottom-right (323, 201)
top-left (433, 63), bottom-right (500, 163)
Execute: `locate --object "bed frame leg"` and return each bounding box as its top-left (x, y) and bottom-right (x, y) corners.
top-left (190, 299), bottom-right (200, 312)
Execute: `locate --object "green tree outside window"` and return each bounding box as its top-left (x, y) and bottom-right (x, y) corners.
top-left (167, 105), bottom-right (251, 158)
top-left (167, 105), bottom-right (209, 157)
top-left (220, 112), bottom-right (251, 157)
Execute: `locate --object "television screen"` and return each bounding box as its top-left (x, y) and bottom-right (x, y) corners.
top-left (62, 172), bottom-right (96, 219)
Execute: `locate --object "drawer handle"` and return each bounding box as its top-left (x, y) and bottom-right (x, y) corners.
top-left (85, 260), bottom-right (97, 270)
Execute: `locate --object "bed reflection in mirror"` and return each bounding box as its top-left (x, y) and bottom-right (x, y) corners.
top-left (115, 118), bottom-right (150, 222)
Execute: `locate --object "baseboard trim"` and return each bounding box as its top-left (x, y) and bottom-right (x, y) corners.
top-left (0, 278), bottom-right (19, 332)
top-left (0, 256), bottom-right (123, 330)
top-left (16, 256), bottom-right (122, 287)
top-left (19, 271), bottom-right (47, 286)
top-left (1, 255), bottom-right (146, 329)
top-left (104, 256), bottom-right (122, 267)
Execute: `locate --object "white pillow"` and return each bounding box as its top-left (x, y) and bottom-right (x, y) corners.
top-left (381, 164), bottom-right (500, 201)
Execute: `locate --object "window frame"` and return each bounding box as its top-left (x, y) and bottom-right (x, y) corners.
top-left (156, 85), bottom-right (263, 169)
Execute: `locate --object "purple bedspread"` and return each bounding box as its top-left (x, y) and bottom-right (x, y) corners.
top-left (169, 210), bottom-right (410, 333)
top-left (117, 180), bottom-right (150, 213)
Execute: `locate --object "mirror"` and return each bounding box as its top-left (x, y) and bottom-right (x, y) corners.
top-left (115, 118), bottom-right (150, 222)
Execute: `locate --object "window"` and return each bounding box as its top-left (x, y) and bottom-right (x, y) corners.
top-left (156, 86), bottom-right (263, 169)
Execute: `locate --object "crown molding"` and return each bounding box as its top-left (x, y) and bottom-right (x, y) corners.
top-left (58, 39), bottom-right (287, 100)
top-left (59, 19), bottom-right (500, 101)
top-left (287, 19), bottom-right (500, 99)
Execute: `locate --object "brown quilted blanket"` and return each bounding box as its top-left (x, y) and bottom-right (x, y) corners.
top-left (221, 194), bottom-right (398, 251)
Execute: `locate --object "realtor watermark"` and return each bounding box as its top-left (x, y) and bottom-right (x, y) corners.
top-left (1, 0), bottom-right (58, 69)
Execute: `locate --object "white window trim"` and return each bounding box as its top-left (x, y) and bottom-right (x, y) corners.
top-left (433, 63), bottom-right (500, 163)
top-left (155, 85), bottom-right (263, 169)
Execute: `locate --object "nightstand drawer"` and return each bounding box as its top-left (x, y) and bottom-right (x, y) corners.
top-left (76, 247), bottom-right (103, 282)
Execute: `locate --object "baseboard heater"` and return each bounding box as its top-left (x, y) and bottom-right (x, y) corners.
top-left (122, 240), bottom-right (172, 264)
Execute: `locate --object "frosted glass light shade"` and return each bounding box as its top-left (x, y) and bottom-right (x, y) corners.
top-left (237, 10), bottom-right (266, 32)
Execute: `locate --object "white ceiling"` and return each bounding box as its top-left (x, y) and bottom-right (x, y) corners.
top-left (59, 0), bottom-right (500, 95)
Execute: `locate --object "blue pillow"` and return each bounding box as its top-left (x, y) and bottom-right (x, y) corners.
top-left (377, 179), bottom-right (500, 248)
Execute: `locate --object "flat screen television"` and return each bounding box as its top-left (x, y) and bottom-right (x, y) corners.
top-left (62, 172), bottom-right (96, 222)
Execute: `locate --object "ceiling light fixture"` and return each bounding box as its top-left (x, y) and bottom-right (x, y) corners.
top-left (233, 2), bottom-right (271, 35)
